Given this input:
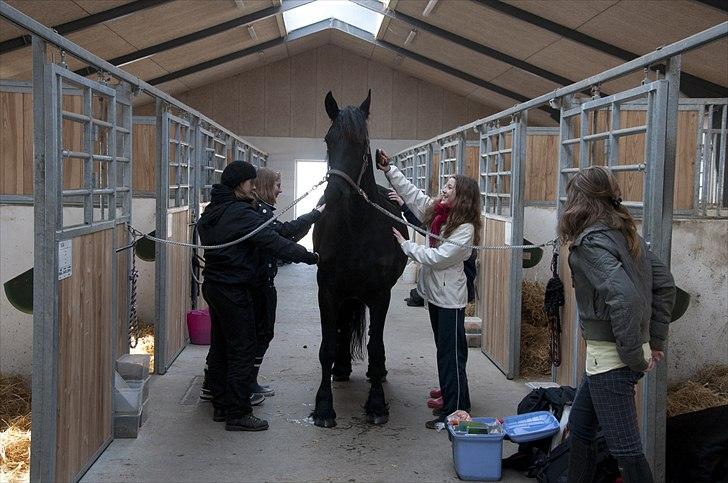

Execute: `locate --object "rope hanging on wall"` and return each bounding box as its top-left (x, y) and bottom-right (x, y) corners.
top-left (128, 252), bottom-right (141, 349)
top-left (543, 245), bottom-right (564, 367)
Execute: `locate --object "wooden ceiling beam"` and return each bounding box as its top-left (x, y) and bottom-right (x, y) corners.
top-left (475, 0), bottom-right (728, 98)
top-left (0, 0), bottom-right (173, 54)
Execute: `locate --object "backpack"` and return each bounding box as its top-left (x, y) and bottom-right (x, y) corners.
top-left (533, 435), bottom-right (620, 483)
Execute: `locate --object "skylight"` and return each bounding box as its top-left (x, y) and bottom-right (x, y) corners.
top-left (283, 0), bottom-right (385, 35)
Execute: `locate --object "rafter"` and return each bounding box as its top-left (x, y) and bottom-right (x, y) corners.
top-left (0, 0), bottom-right (172, 54)
top-left (475, 0), bottom-right (727, 98)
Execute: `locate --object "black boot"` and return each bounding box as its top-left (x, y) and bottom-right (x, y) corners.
top-left (225, 414), bottom-right (269, 432)
top-left (618, 455), bottom-right (653, 483)
top-left (567, 437), bottom-right (597, 483)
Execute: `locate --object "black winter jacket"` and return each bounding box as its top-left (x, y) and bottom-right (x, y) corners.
top-left (198, 184), bottom-right (317, 285)
top-left (568, 223), bottom-right (676, 372)
top-left (256, 199), bottom-right (322, 283)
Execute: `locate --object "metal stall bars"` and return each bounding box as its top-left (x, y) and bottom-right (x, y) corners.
top-left (477, 117), bottom-right (528, 379)
top-left (154, 110), bottom-right (193, 374)
top-left (437, 133), bottom-right (465, 192)
top-left (32, 47), bottom-right (132, 482)
top-left (191, 123), bottom-right (228, 309)
top-left (232, 137), bottom-right (268, 168)
top-left (397, 149), bottom-right (416, 184)
top-left (694, 99), bottom-right (728, 217)
top-left (415, 145), bottom-right (432, 195)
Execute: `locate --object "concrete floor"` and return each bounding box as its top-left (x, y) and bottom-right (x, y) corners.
top-left (83, 263), bottom-right (539, 482)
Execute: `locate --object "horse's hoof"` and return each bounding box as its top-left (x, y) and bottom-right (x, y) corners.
top-left (366, 414), bottom-right (389, 425)
top-left (332, 374), bottom-right (350, 382)
top-left (313, 417), bottom-right (337, 428)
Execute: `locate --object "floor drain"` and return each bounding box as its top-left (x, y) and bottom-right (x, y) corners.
top-left (180, 375), bottom-right (203, 405)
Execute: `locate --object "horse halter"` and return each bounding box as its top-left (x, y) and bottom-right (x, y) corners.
top-left (326, 136), bottom-right (372, 199)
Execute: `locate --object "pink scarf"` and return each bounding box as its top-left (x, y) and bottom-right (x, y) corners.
top-left (429, 202), bottom-right (450, 247)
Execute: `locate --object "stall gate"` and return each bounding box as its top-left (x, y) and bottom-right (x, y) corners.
top-left (154, 112), bottom-right (192, 374)
top-left (232, 138), bottom-right (266, 168)
top-left (32, 50), bottom-right (132, 482)
top-left (477, 119), bottom-right (527, 379)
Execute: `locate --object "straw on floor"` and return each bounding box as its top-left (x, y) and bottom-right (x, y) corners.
top-left (0, 375), bottom-right (31, 483)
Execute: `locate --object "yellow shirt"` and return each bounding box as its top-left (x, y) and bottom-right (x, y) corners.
top-left (585, 340), bottom-right (652, 375)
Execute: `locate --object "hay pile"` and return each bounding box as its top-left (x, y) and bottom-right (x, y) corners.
top-left (1, 375), bottom-right (31, 483)
top-left (520, 280), bottom-right (551, 377)
top-left (130, 322), bottom-right (155, 373)
top-left (667, 364), bottom-right (728, 417)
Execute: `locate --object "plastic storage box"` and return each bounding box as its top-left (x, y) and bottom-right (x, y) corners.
top-left (448, 411), bottom-right (559, 481)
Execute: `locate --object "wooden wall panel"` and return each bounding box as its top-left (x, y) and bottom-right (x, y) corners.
top-left (556, 247), bottom-right (578, 386)
top-left (132, 122), bottom-right (156, 194)
top-left (56, 229), bottom-right (113, 482)
top-left (340, 53), bottom-right (369, 109)
top-left (479, 217), bottom-right (511, 372)
top-left (674, 110), bottom-right (698, 210)
top-left (430, 150), bottom-right (440, 196)
top-left (165, 210), bottom-right (191, 366)
top-left (265, 59), bottom-right (292, 137)
top-left (391, 71), bottom-right (419, 140)
top-left (417, 82), bottom-right (443, 140)
top-left (0, 91), bottom-right (33, 195)
top-left (116, 224), bottom-right (129, 358)
top-left (213, 76), bottom-right (240, 134)
top-left (464, 145), bottom-right (479, 179)
top-left (290, 50), bottom-right (318, 138)
top-left (315, 45), bottom-right (343, 137)
top-left (443, 91), bottom-right (468, 133)
top-left (237, 68), bottom-right (266, 137)
top-left (524, 133), bottom-right (559, 202)
top-left (367, 60), bottom-right (393, 139)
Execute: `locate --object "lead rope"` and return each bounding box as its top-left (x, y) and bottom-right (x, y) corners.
top-left (543, 243), bottom-right (564, 367)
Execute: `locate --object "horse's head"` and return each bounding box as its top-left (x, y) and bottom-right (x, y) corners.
top-left (323, 90), bottom-right (371, 203)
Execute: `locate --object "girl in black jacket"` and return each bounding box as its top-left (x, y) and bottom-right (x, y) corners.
top-left (197, 161), bottom-right (318, 432)
top-left (250, 167), bottom-right (324, 398)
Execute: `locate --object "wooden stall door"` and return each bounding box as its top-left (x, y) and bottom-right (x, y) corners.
top-left (164, 209), bottom-right (191, 366)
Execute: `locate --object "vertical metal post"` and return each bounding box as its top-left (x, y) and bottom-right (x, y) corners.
top-left (456, 133), bottom-right (466, 175)
top-left (508, 112), bottom-right (527, 378)
top-left (83, 86), bottom-right (93, 224)
top-left (31, 35), bottom-right (59, 483)
top-left (154, 102), bottom-right (167, 374)
top-left (718, 105), bottom-right (727, 214)
top-left (643, 55), bottom-right (681, 483)
top-left (608, 102), bottom-right (620, 168)
top-left (692, 107), bottom-right (705, 215)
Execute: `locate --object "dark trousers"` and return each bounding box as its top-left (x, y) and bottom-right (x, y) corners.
top-left (202, 281), bottom-right (256, 418)
top-left (569, 367), bottom-right (644, 458)
top-left (251, 283), bottom-right (277, 379)
top-left (428, 303), bottom-right (471, 417)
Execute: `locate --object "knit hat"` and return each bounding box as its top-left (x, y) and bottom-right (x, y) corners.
top-left (221, 160), bottom-right (257, 188)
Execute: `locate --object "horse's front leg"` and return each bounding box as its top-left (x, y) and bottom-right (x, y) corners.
top-left (311, 285), bottom-right (338, 428)
top-left (364, 291), bottom-right (391, 425)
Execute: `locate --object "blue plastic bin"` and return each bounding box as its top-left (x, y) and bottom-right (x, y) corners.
top-left (448, 417), bottom-right (504, 481)
top-left (448, 412), bottom-right (560, 481)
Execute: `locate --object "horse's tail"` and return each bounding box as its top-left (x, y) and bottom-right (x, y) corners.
top-left (341, 298), bottom-right (367, 360)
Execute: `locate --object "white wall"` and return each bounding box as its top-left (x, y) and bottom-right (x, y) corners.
top-left (0, 204), bottom-right (34, 376)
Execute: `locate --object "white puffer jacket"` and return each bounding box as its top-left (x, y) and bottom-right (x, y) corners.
top-left (386, 166), bottom-right (474, 309)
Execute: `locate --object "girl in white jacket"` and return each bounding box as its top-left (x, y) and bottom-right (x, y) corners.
top-left (377, 150), bottom-right (482, 429)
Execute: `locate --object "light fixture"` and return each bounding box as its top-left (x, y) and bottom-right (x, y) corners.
top-left (392, 54), bottom-right (403, 66)
top-left (404, 29), bottom-right (417, 46)
top-left (247, 25), bottom-right (258, 41)
top-left (234, 0), bottom-right (245, 9)
top-left (422, 0), bottom-right (438, 17)
top-left (116, 53), bottom-right (155, 68)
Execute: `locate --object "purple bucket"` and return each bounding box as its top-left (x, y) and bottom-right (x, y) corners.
top-left (187, 309), bottom-right (211, 345)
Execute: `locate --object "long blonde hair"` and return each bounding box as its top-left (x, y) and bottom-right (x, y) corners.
top-left (422, 175), bottom-right (482, 245)
top-left (558, 166), bottom-right (640, 257)
top-left (255, 167), bottom-right (281, 205)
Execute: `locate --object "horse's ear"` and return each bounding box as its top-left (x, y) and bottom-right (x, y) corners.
top-left (359, 89), bottom-right (371, 119)
top-left (325, 91), bottom-right (339, 121)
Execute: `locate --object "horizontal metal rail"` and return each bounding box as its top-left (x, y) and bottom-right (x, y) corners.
top-left (0, 1), bottom-right (268, 158)
top-left (393, 21), bottom-right (727, 157)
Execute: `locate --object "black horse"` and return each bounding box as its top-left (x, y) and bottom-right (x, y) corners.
top-left (310, 90), bottom-right (408, 427)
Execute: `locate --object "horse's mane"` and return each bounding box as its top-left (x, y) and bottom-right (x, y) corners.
top-left (326, 105), bottom-right (368, 146)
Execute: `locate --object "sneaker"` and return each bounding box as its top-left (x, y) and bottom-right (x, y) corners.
top-left (250, 393), bottom-right (265, 406)
top-left (250, 382), bottom-right (275, 397)
top-left (200, 386), bottom-right (213, 401)
top-left (426, 397), bottom-right (444, 409)
top-left (213, 408), bottom-right (226, 422)
top-left (225, 414), bottom-right (269, 432)
top-left (429, 388), bottom-right (442, 399)
top-left (425, 418), bottom-right (444, 430)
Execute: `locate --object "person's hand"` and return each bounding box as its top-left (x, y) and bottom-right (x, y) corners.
top-left (315, 204), bottom-right (326, 213)
top-left (651, 350), bottom-right (664, 363)
top-left (313, 252), bottom-right (320, 265)
top-left (376, 149), bottom-right (391, 172)
top-left (644, 357), bottom-right (656, 373)
top-left (392, 227), bottom-right (405, 244)
top-left (388, 190), bottom-right (404, 207)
